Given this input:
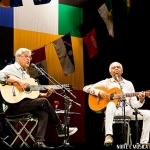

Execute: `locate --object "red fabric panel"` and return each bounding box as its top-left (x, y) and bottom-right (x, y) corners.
top-left (14, 89), bottom-right (85, 143)
top-left (83, 28), bottom-right (99, 58)
top-left (45, 89), bottom-right (85, 142)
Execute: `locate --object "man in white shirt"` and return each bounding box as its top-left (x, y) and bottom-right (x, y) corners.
top-left (83, 61), bottom-right (150, 146)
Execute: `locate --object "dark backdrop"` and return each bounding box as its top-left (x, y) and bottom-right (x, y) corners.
top-left (0, 26), bottom-right (13, 58)
top-left (83, 0), bottom-right (150, 148)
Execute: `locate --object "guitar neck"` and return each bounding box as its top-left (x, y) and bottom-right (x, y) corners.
top-left (124, 92), bottom-right (140, 97)
top-left (30, 85), bottom-right (67, 91)
top-left (115, 92), bottom-right (141, 99)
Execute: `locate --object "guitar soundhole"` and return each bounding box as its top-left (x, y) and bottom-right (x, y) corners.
top-left (24, 84), bottom-right (31, 93)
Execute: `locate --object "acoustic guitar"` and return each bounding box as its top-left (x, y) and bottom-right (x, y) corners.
top-left (0, 77), bottom-right (73, 104)
top-left (88, 87), bottom-right (150, 113)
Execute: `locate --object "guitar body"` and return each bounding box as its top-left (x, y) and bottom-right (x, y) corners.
top-left (88, 87), bottom-right (121, 113)
top-left (0, 78), bottom-right (39, 104)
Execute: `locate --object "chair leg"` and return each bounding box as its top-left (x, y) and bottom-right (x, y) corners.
top-left (124, 122), bottom-right (132, 145)
top-left (19, 118), bottom-right (38, 148)
top-left (0, 136), bottom-right (13, 149)
top-left (113, 121), bottom-right (132, 145)
top-left (127, 122), bottom-right (132, 145)
top-left (126, 122), bottom-right (130, 145)
top-left (128, 123), bottom-right (132, 145)
top-left (5, 118), bottom-right (30, 148)
top-left (2, 113), bottom-right (38, 149)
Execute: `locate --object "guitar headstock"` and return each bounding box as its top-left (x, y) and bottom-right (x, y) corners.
top-left (146, 90), bottom-right (150, 98)
top-left (63, 84), bottom-right (74, 91)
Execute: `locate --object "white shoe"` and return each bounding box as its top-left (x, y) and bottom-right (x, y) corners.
top-left (104, 135), bottom-right (113, 146)
top-left (57, 124), bottom-right (78, 137)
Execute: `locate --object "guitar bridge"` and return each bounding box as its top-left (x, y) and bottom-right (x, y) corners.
top-left (11, 84), bottom-right (16, 96)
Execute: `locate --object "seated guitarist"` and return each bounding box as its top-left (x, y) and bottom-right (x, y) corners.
top-left (83, 61), bottom-right (150, 146)
top-left (0, 48), bottom-right (78, 149)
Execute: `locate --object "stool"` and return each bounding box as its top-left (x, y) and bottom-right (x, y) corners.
top-left (103, 116), bottom-right (132, 145)
top-left (113, 116), bottom-right (132, 145)
top-left (3, 112), bottom-right (38, 148)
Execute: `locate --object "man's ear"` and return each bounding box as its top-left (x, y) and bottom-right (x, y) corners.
top-left (121, 70), bottom-right (123, 74)
top-left (15, 56), bottom-right (18, 61)
top-left (109, 71), bottom-right (113, 76)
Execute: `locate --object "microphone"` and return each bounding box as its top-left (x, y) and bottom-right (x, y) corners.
top-left (134, 108), bottom-right (143, 116)
top-left (115, 71), bottom-right (120, 82)
top-left (31, 63), bottom-right (44, 75)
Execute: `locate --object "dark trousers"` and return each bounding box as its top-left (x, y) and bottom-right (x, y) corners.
top-left (5, 97), bottom-right (61, 142)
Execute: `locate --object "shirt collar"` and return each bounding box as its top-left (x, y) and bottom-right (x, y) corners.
top-left (110, 77), bottom-right (125, 83)
top-left (14, 62), bottom-right (26, 71)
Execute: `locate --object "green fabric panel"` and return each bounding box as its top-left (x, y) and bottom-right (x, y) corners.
top-left (59, 4), bottom-right (83, 37)
top-left (105, 0), bottom-right (112, 12)
top-left (122, 0), bottom-right (131, 16)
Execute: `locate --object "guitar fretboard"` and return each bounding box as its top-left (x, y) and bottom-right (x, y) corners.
top-left (29, 84), bottom-right (70, 91)
top-left (124, 92), bottom-right (140, 97)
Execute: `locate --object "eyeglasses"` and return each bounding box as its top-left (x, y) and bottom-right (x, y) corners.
top-left (20, 55), bottom-right (32, 60)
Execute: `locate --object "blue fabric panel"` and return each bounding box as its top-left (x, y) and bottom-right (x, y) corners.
top-left (0, 7), bottom-right (13, 28)
top-left (62, 32), bottom-right (75, 67)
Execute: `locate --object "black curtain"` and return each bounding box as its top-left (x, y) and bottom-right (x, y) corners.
top-left (0, 26), bottom-right (13, 59)
top-left (83, 0), bottom-right (150, 148)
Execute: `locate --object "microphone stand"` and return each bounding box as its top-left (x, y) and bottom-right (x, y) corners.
top-left (31, 64), bottom-right (81, 148)
top-left (115, 74), bottom-right (127, 144)
top-left (38, 66), bottom-right (76, 99)
top-left (57, 90), bottom-right (75, 149)
top-left (131, 107), bottom-right (143, 144)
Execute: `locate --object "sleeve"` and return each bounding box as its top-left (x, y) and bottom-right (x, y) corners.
top-left (0, 71), bottom-right (8, 85)
top-left (83, 80), bottom-right (106, 96)
top-left (0, 65), bottom-right (13, 85)
top-left (128, 81), bottom-right (144, 108)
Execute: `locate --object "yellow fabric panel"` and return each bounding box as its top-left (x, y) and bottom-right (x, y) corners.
top-left (14, 29), bottom-right (84, 90)
top-left (0, 0), bottom-right (10, 7)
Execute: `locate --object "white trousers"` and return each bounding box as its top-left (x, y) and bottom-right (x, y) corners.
top-left (105, 102), bottom-right (150, 144)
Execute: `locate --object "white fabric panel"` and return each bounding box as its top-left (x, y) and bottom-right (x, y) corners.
top-left (98, 3), bottom-right (114, 37)
top-left (14, 0), bottom-right (58, 34)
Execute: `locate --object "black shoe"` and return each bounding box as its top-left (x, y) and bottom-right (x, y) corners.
top-left (57, 124), bottom-right (78, 137)
top-left (33, 142), bottom-right (54, 149)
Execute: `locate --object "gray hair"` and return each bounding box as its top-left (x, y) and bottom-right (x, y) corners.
top-left (109, 61), bottom-right (123, 72)
top-left (15, 48), bottom-right (32, 59)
